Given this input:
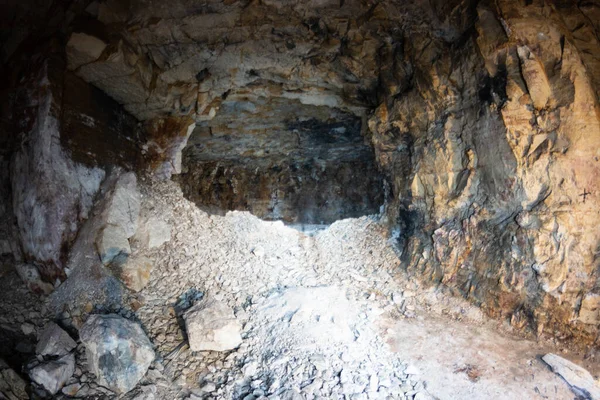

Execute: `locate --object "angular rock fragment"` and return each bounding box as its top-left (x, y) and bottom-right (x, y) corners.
top-left (27, 323), bottom-right (77, 395)
top-left (0, 359), bottom-right (28, 400)
top-left (66, 32), bottom-right (108, 70)
top-left (15, 263), bottom-right (54, 295)
top-left (104, 172), bottom-right (141, 238)
top-left (184, 296), bottom-right (242, 351)
top-left (80, 314), bottom-right (155, 394)
top-left (36, 322), bottom-right (77, 357)
top-left (132, 215), bottom-right (171, 249)
top-left (578, 294), bottom-right (600, 325)
top-left (96, 224), bottom-right (131, 265)
top-left (542, 353), bottom-right (600, 400)
top-left (115, 254), bottom-right (153, 292)
top-left (29, 353), bottom-right (75, 395)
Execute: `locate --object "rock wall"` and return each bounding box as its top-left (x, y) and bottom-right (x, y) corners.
top-left (369, 0), bottom-right (600, 347)
top-left (177, 96), bottom-right (384, 223)
top-left (2, 43), bottom-right (141, 288)
top-left (1, 0), bottom-right (599, 348)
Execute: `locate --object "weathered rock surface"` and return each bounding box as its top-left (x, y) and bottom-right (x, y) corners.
top-left (113, 254), bottom-right (153, 292)
top-left (29, 353), bottom-right (75, 395)
top-left (10, 56), bottom-right (105, 283)
top-left (35, 322), bottom-right (76, 357)
top-left (184, 296), bottom-right (242, 352)
top-left (79, 314), bottom-right (155, 394)
top-left (0, 359), bottom-right (28, 400)
top-left (367, 0), bottom-right (600, 347)
top-left (103, 172), bottom-right (141, 238)
top-left (2, 0), bottom-right (600, 350)
top-left (543, 353), bottom-right (600, 399)
top-left (132, 215), bottom-right (171, 250)
top-left (15, 263), bottom-right (54, 295)
top-left (96, 224), bottom-right (131, 265)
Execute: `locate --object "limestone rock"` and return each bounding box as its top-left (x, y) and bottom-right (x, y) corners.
top-left (115, 254), bottom-right (153, 292)
top-left (80, 314), bottom-right (155, 394)
top-left (132, 216), bottom-right (171, 249)
top-left (9, 58), bottom-right (105, 286)
top-left (29, 353), bottom-right (75, 395)
top-left (542, 353), bottom-right (600, 400)
top-left (36, 322), bottom-right (76, 357)
top-left (96, 224), bottom-right (131, 265)
top-left (15, 263), bottom-right (54, 295)
top-left (0, 359), bottom-right (28, 400)
top-left (184, 296), bottom-right (242, 352)
top-left (66, 32), bottom-right (107, 70)
top-left (578, 294), bottom-right (600, 325)
top-left (104, 172), bottom-right (141, 238)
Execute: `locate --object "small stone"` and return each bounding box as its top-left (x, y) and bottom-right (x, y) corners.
top-left (62, 383), bottom-right (83, 396)
top-left (184, 296), bottom-right (242, 352)
top-left (200, 382), bottom-right (216, 393)
top-left (15, 263), bottom-right (54, 295)
top-left (80, 314), bottom-right (155, 394)
top-left (21, 323), bottom-right (35, 336)
top-left (404, 365), bottom-right (420, 375)
top-left (243, 361), bottom-right (259, 377)
top-left (36, 322), bottom-right (76, 357)
top-left (29, 353), bottom-right (75, 395)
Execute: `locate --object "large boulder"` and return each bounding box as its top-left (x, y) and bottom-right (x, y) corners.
top-left (80, 314), bottom-right (155, 394)
top-left (184, 296), bottom-right (242, 352)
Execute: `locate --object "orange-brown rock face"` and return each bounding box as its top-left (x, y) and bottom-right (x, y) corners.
top-left (370, 0), bottom-right (600, 347)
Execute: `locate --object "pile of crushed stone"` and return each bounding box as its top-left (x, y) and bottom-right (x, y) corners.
top-left (129, 178), bottom-right (432, 400)
top-left (216, 286), bottom-right (423, 400)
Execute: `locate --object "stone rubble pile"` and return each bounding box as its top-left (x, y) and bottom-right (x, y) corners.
top-left (1, 176), bottom-right (598, 399)
top-left (27, 323), bottom-right (76, 396)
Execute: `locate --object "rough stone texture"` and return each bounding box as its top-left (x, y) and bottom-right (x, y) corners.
top-left (0, 358), bottom-right (28, 400)
top-left (66, 32), bottom-right (108, 70)
top-left (367, 0), bottom-right (600, 348)
top-left (96, 224), bottom-right (131, 265)
top-left (35, 322), bottom-right (76, 357)
top-left (177, 97), bottom-right (384, 223)
top-left (113, 254), bottom-right (153, 292)
top-left (2, 0), bottom-right (599, 350)
top-left (10, 54), bottom-right (105, 284)
top-left (14, 263), bottom-right (54, 295)
top-left (49, 170), bottom-right (140, 318)
top-left (184, 296), bottom-right (242, 352)
top-left (104, 172), bottom-right (141, 238)
top-left (131, 215), bottom-right (171, 250)
top-left (29, 353), bottom-right (75, 395)
top-left (543, 353), bottom-right (600, 399)
top-left (2, 42), bottom-right (141, 288)
top-left (79, 314), bottom-right (155, 394)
